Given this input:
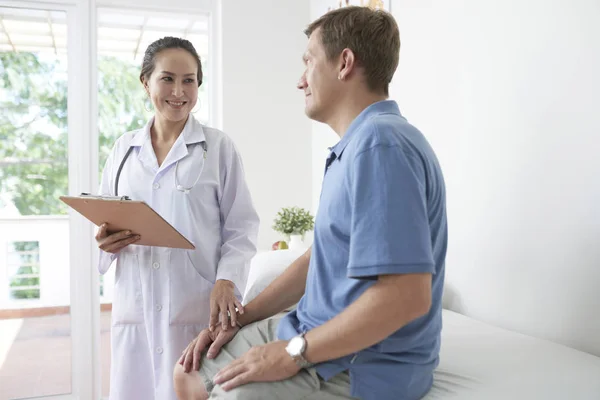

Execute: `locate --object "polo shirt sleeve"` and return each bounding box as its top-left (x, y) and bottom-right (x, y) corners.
top-left (347, 144), bottom-right (435, 279)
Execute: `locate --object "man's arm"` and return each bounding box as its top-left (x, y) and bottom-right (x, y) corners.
top-left (209, 272), bottom-right (432, 391)
top-left (238, 247), bottom-right (311, 327)
top-left (304, 272), bottom-right (431, 364)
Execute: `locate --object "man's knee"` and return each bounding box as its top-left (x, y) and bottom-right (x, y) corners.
top-left (173, 363), bottom-right (208, 400)
top-left (209, 382), bottom-right (267, 400)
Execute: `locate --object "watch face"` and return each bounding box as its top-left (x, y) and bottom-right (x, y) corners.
top-left (288, 336), bottom-right (304, 355)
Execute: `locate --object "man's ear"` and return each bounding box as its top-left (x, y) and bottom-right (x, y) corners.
top-left (338, 48), bottom-right (356, 81)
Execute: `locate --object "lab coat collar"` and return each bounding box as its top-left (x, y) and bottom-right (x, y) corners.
top-left (134, 118), bottom-right (157, 171)
top-left (181, 115), bottom-right (207, 146)
top-left (131, 115), bottom-right (207, 172)
top-left (129, 115), bottom-right (206, 147)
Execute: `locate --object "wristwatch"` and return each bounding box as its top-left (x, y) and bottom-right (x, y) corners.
top-left (285, 332), bottom-right (313, 368)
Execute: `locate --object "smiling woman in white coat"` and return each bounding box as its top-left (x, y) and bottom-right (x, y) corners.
top-left (95, 36), bottom-right (260, 400)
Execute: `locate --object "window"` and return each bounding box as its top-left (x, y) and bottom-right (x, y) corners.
top-left (0, 2), bottom-right (218, 399)
top-left (0, 6), bottom-right (72, 398)
top-left (7, 241), bottom-right (41, 300)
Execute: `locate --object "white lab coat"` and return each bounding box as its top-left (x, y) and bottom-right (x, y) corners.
top-left (98, 115), bottom-right (259, 400)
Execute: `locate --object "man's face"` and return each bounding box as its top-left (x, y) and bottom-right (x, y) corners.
top-left (298, 28), bottom-right (340, 123)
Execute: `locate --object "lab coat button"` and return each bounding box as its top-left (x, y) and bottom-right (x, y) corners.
top-left (156, 347), bottom-right (163, 354)
top-left (156, 305), bottom-right (162, 311)
top-left (153, 183), bottom-right (160, 189)
top-left (153, 262), bottom-right (160, 269)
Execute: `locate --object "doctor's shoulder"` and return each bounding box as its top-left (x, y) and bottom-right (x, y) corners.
top-left (200, 125), bottom-right (243, 157)
top-left (109, 128), bottom-right (145, 156)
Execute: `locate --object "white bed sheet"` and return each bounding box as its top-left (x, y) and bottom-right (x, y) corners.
top-left (424, 310), bottom-right (600, 399)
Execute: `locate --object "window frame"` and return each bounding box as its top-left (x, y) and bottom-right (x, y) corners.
top-left (0, 0), bottom-right (220, 398)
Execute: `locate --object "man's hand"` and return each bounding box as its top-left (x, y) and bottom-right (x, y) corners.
top-left (210, 279), bottom-right (244, 332)
top-left (213, 341), bottom-right (301, 392)
top-left (95, 223), bottom-right (140, 254)
top-left (179, 325), bottom-right (239, 373)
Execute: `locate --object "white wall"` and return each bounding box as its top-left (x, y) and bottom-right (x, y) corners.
top-left (307, 0), bottom-right (600, 357)
top-left (388, 0), bottom-right (600, 356)
top-left (221, 1), bottom-right (312, 250)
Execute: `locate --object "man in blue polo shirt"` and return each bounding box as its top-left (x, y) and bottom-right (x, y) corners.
top-left (175, 6), bottom-right (447, 400)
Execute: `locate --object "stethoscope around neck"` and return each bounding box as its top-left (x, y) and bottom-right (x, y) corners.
top-left (114, 141), bottom-right (208, 196)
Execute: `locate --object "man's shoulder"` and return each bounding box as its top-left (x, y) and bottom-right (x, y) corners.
top-left (349, 114), bottom-right (445, 195)
top-left (350, 114), bottom-right (437, 172)
top-left (352, 113), bottom-right (424, 154)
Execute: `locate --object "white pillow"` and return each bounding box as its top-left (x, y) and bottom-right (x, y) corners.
top-left (441, 282), bottom-right (460, 311)
top-left (243, 249), bottom-right (306, 306)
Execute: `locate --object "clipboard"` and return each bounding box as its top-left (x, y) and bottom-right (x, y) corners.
top-left (59, 194), bottom-right (195, 250)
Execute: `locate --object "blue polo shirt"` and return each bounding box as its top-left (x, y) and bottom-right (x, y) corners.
top-left (277, 100), bottom-right (447, 400)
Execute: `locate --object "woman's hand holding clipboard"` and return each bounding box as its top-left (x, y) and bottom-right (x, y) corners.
top-left (59, 193), bottom-right (195, 250)
top-left (95, 223), bottom-right (141, 254)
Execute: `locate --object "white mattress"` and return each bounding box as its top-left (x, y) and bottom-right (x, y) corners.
top-left (424, 310), bottom-right (600, 399)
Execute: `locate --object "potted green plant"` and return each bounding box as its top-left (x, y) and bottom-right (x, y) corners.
top-left (272, 206), bottom-right (315, 250)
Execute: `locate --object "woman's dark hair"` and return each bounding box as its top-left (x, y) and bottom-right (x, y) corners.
top-left (139, 36), bottom-right (203, 87)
